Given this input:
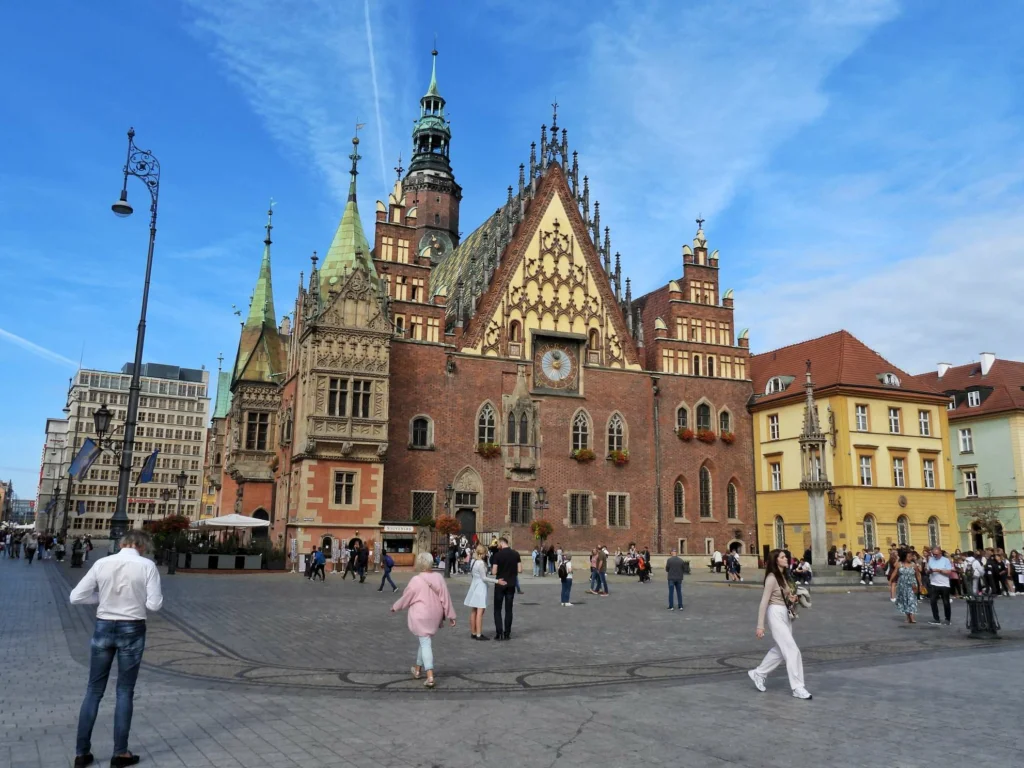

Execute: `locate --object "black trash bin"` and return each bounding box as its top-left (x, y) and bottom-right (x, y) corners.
top-left (965, 594), bottom-right (1000, 636)
top-left (682, 560), bottom-right (692, 575)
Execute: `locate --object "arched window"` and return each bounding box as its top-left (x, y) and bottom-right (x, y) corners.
top-left (727, 482), bottom-right (738, 519)
top-left (774, 516), bottom-right (785, 549)
top-left (897, 515), bottom-right (910, 546)
top-left (707, 357), bottom-right (715, 377)
top-left (477, 404), bottom-right (495, 444)
top-left (588, 328), bottom-right (600, 350)
top-left (692, 355), bottom-right (701, 376)
top-left (696, 403), bottom-right (712, 432)
top-left (506, 412), bottom-right (516, 443)
top-left (676, 406), bottom-right (689, 431)
top-left (518, 412), bottom-right (530, 445)
top-left (719, 411), bottom-right (731, 434)
top-left (607, 413), bottom-right (625, 453)
top-left (508, 320), bottom-right (522, 342)
top-left (410, 417), bottom-right (431, 448)
top-left (927, 516), bottom-right (940, 549)
top-left (765, 377), bottom-right (786, 395)
top-left (571, 411), bottom-right (590, 451)
top-left (863, 515), bottom-right (877, 550)
top-left (699, 466), bottom-right (712, 518)
top-left (673, 481), bottom-right (685, 519)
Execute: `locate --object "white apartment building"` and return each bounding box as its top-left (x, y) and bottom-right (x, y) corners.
top-left (64, 363), bottom-right (210, 537)
top-left (35, 417), bottom-right (69, 531)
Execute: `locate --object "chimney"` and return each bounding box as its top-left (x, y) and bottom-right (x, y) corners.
top-left (980, 353), bottom-right (995, 376)
top-left (937, 362), bottom-right (952, 379)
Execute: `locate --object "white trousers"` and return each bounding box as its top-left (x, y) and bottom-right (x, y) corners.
top-left (755, 605), bottom-right (805, 691)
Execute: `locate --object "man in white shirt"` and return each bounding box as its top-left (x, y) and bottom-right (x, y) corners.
top-left (712, 549), bottom-right (723, 573)
top-left (70, 530), bottom-right (163, 768)
top-left (926, 546), bottom-right (954, 626)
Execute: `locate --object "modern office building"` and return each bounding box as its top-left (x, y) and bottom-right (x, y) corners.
top-left (61, 363), bottom-right (210, 537)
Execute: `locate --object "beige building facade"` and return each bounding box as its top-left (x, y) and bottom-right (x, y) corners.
top-left (63, 363), bottom-right (210, 537)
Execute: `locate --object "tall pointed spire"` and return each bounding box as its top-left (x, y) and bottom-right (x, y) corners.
top-left (409, 47), bottom-right (452, 176)
top-left (233, 203), bottom-right (286, 385)
top-left (427, 46), bottom-right (440, 96)
top-left (245, 204), bottom-right (277, 330)
top-left (320, 135), bottom-right (378, 294)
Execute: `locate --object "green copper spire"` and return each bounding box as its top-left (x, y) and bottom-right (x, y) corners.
top-left (320, 136), bottom-right (378, 294)
top-left (246, 205), bottom-right (278, 329)
top-left (427, 47), bottom-right (439, 96)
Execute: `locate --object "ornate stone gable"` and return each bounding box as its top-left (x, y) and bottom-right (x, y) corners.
top-left (294, 265), bottom-right (392, 463)
top-left (460, 165), bottom-right (639, 369)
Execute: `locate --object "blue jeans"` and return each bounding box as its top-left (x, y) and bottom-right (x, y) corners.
top-left (598, 572), bottom-right (609, 594)
top-left (76, 620), bottom-right (146, 757)
top-left (668, 580), bottom-right (683, 609)
top-left (380, 570), bottom-right (396, 590)
top-left (590, 568), bottom-right (599, 591)
top-left (560, 579), bottom-right (572, 603)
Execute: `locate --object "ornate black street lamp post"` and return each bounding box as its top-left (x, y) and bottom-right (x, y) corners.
top-left (109, 128), bottom-right (161, 551)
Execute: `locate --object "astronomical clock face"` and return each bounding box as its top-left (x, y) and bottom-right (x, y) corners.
top-left (418, 230), bottom-right (452, 264)
top-left (533, 338), bottom-right (580, 393)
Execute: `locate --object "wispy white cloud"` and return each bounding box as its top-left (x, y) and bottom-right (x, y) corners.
top-left (0, 327), bottom-right (78, 368)
top-left (737, 206), bottom-right (1024, 372)
top-left (363, 0), bottom-right (388, 187)
top-left (181, 0), bottom-right (410, 204)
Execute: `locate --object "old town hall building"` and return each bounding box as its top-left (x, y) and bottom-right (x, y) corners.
top-left (215, 52), bottom-right (757, 563)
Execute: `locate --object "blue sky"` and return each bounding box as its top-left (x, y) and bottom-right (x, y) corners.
top-left (2, 0), bottom-right (1023, 498)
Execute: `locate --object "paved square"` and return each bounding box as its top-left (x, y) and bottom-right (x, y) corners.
top-left (3, 556), bottom-right (1022, 767)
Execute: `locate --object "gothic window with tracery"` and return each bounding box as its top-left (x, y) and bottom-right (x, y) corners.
top-left (572, 411), bottom-right (591, 451)
top-left (607, 413), bottom-right (625, 454)
top-left (477, 404), bottom-right (495, 444)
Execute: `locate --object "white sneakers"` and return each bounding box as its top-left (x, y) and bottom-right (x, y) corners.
top-left (749, 670), bottom-right (812, 699)
top-left (748, 670), bottom-right (766, 692)
top-left (561, 602), bottom-right (574, 607)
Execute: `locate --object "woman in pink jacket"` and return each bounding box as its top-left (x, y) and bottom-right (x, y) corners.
top-left (391, 551), bottom-right (456, 688)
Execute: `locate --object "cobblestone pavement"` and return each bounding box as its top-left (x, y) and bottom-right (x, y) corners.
top-left (3, 556), bottom-right (1022, 767)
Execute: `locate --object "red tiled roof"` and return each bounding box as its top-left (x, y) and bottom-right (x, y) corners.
top-left (908, 359), bottom-right (1024, 420)
top-left (750, 330), bottom-right (943, 406)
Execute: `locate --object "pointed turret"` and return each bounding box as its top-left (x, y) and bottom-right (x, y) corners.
top-left (232, 206), bottom-right (287, 386)
top-left (246, 206), bottom-right (277, 329)
top-left (320, 136), bottom-right (378, 294)
top-left (408, 48), bottom-right (452, 176)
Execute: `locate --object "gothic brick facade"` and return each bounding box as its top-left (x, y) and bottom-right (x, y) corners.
top-left (218, 52), bottom-right (758, 561)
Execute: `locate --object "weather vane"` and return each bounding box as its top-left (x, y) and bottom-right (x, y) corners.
top-left (696, 214), bottom-right (704, 230)
top-left (552, 101), bottom-right (559, 125)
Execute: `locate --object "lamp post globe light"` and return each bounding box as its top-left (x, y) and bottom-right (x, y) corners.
top-left (108, 127), bottom-right (161, 550)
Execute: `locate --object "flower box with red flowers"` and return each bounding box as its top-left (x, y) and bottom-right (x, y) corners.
top-left (477, 442), bottom-right (502, 458)
top-left (696, 429), bottom-right (718, 444)
top-left (677, 428), bottom-right (695, 442)
top-left (571, 448), bottom-right (597, 462)
top-left (720, 431), bottom-right (736, 445)
top-left (608, 449), bottom-right (630, 466)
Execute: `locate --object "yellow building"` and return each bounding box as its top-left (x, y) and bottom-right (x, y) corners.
top-left (750, 331), bottom-right (958, 559)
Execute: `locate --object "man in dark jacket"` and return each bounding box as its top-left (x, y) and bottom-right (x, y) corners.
top-left (356, 543), bottom-right (370, 583)
top-left (665, 548), bottom-right (686, 610)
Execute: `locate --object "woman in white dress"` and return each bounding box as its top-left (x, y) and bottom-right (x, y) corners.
top-left (464, 544), bottom-right (506, 640)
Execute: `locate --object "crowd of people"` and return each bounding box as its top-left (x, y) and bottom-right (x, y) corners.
top-left (2, 529), bottom-right (95, 564)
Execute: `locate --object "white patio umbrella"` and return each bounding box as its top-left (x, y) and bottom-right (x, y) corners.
top-left (189, 513), bottom-right (270, 530)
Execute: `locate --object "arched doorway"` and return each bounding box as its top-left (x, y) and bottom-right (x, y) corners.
top-left (320, 536), bottom-right (333, 560)
top-left (252, 508), bottom-right (269, 539)
top-left (452, 467), bottom-right (482, 540)
top-left (971, 522), bottom-right (984, 551)
top-left (456, 509), bottom-right (477, 538)
top-left (994, 522), bottom-right (1005, 551)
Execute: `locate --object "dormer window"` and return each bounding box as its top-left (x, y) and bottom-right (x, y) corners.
top-left (765, 377), bottom-right (787, 395)
top-left (879, 372), bottom-right (901, 387)
top-left (967, 390), bottom-right (981, 407)
top-left (947, 396), bottom-right (956, 411)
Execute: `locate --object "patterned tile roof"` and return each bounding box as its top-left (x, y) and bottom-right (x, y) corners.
top-left (750, 330), bottom-right (943, 405)
top-left (908, 359), bottom-right (1024, 419)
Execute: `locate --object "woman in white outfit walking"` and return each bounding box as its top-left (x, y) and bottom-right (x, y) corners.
top-left (464, 544), bottom-right (506, 640)
top-left (749, 549), bottom-right (812, 700)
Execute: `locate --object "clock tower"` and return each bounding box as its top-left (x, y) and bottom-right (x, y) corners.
top-left (403, 48), bottom-right (462, 259)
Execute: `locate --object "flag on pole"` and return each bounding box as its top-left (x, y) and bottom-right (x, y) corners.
top-left (137, 450), bottom-right (159, 485)
top-left (76, 501), bottom-right (86, 516)
top-left (69, 438), bottom-right (102, 481)
top-left (44, 497), bottom-right (56, 514)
